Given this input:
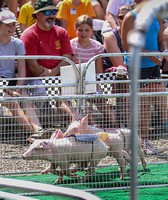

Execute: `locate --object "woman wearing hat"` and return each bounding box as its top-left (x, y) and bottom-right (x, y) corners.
top-left (0, 9), bottom-right (45, 137)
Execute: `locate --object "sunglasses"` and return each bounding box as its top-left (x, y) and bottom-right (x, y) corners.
top-left (41, 10), bottom-right (57, 16)
top-left (117, 15), bottom-right (124, 20)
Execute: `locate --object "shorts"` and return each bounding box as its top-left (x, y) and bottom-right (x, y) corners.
top-left (7, 80), bottom-right (17, 86)
top-left (25, 79), bottom-right (48, 109)
top-left (25, 79), bottom-right (47, 97)
top-left (0, 76), bottom-right (17, 86)
top-left (139, 65), bottom-right (161, 88)
top-left (127, 65), bottom-right (161, 88)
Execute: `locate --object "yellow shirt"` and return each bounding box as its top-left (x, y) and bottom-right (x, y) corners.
top-left (56, 0), bottom-right (96, 39)
top-left (18, 1), bottom-right (36, 28)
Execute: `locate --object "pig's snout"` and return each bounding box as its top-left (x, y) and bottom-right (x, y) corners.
top-left (22, 152), bottom-right (30, 160)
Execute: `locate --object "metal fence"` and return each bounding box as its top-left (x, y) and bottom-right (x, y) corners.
top-left (0, 54), bottom-right (167, 199)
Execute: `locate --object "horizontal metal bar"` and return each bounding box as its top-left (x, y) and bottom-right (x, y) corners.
top-left (0, 178), bottom-right (100, 200)
top-left (0, 191), bottom-right (34, 200)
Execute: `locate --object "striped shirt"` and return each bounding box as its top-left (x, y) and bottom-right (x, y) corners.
top-left (70, 38), bottom-right (104, 63)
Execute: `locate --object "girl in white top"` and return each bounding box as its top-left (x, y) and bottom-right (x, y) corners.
top-left (70, 14), bottom-right (104, 74)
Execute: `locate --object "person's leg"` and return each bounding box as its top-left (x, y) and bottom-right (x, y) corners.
top-left (54, 100), bottom-right (74, 123)
top-left (138, 68), bottom-right (158, 155)
top-left (144, 66), bottom-right (168, 138)
top-left (20, 89), bottom-right (43, 133)
top-left (138, 83), bottom-right (157, 155)
top-left (138, 81), bottom-right (167, 155)
top-left (92, 98), bottom-right (116, 128)
top-left (26, 79), bottom-right (74, 135)
top-left (152, 83), bottom-right (168, 133)
top-left (113, 75), bottom-right (130, 128)
top-left (138, 85), bottom-right (152, 139)
top-left (3, 92), bottom-right (35, 133)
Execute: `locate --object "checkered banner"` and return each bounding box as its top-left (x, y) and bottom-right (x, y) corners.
top-left (41, 77), bottom-right (61, 96)
top-left (96, 73), bottom-right (114, 94)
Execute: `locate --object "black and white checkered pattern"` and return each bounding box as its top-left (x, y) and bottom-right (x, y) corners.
top-left (96, 73), bottom-right (114, 94)
top-left (0, 73), bottom-right (114, 97)
top-left (42, 77), bottom-right (61, 96)
top-left (0, 79), bottom-right (9, 96)
top-left (0, 77), bottom-right (61, 97)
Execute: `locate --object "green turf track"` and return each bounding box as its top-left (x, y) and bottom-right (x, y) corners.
top-left (1, 163), bottom-right (168, 199)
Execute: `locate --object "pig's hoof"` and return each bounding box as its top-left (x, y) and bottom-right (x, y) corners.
top-left (41, 169), bottom-right (49, 174)
top-left (142, 164), bottom-right (147, 170)
top-left (70, 173), bottom-right (80, 179)
top-left (79, 177), bottom-right (88, 183)
top-left (55, 178), bottom-right (63, 184)
top-left (79, 179), bottom-right (84, 183)
top-left (70, 167), bottom-right (78, 173)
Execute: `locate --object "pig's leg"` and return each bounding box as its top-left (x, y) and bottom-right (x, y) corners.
top-left (122, 150), bottom-right (131, 166)
top-left (56, 162), bottom-right (79, 183)
top-left (41, 165), bottom-right (51, 174)
top-left (81, 160), bottom-right (98, 183)
top-left (41, 163), bottom-right (58, 174)
top-left (138, 148), bottom-right (147, 170)
top-left (70, 161), bottom-right (89, 174)
top-left (55, 169), bottom-right (64, 184)
top-left (114, 151), bottom-right (126, 180)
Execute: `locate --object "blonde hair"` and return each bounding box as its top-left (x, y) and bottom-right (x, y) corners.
top-left (75, 15), bottom-right (93, 29)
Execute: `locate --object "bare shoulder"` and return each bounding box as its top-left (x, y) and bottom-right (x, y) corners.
top-left (103, 31), bottom-right (116, 40)
top-left (123, 11), bottom-right (135, 24)
top-left (164, 27), bottom-right (168, 35)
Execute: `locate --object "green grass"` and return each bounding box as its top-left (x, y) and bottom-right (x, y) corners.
top-left (1, 163), bottom-right (168, 199)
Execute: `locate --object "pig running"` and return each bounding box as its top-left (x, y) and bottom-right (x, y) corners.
top-left (62, 115), bottom-right (147, 180)
top-left (23, 136), bottom-right (109, 183)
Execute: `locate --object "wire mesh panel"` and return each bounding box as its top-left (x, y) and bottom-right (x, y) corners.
top-left (42, 76), bottom-right (61, 96)
top-left (96, 73), bottom-right (113, 94)
top-left (0, 78), bottom-right (167, 194)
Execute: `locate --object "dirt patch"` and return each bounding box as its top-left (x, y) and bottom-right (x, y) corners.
top-left (0, 138), bottom-right (168, 174)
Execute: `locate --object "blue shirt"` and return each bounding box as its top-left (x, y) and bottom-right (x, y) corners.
top-left (125, 9), bottom-right (160, 68)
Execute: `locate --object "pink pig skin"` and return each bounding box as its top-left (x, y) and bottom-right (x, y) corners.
top-left (63, 115), bottom-right (147, 180)
top-left (23, 136), bottom-right (108, 183)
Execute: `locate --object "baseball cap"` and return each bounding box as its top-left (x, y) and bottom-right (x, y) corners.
top-left (0, 10), bottom-right (17, 24)
top-left (32, 0), bottom-right (58, 18)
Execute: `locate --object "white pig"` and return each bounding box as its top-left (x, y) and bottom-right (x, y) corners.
top-left (23, 136), bottom-right (108, 183)
top-left (63, 115), bottom-right (147, 180)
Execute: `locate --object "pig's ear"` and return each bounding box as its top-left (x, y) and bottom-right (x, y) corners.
top-left (50, 129), bottom-right (64, 139)
top-left (80, 115), bottom-right (88, 127)
top-left (27, 138), bottom-right (35, 143)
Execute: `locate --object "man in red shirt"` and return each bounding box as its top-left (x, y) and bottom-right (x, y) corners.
top-left (21, 0), bottom-right (73, 138)
top-left (21, 0), bottom-right (73, 77)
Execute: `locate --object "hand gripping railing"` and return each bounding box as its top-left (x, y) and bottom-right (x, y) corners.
top-left (127, 1), bottom-right (168, 200)
top-left (0, 55), bottom-right (81, 94)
